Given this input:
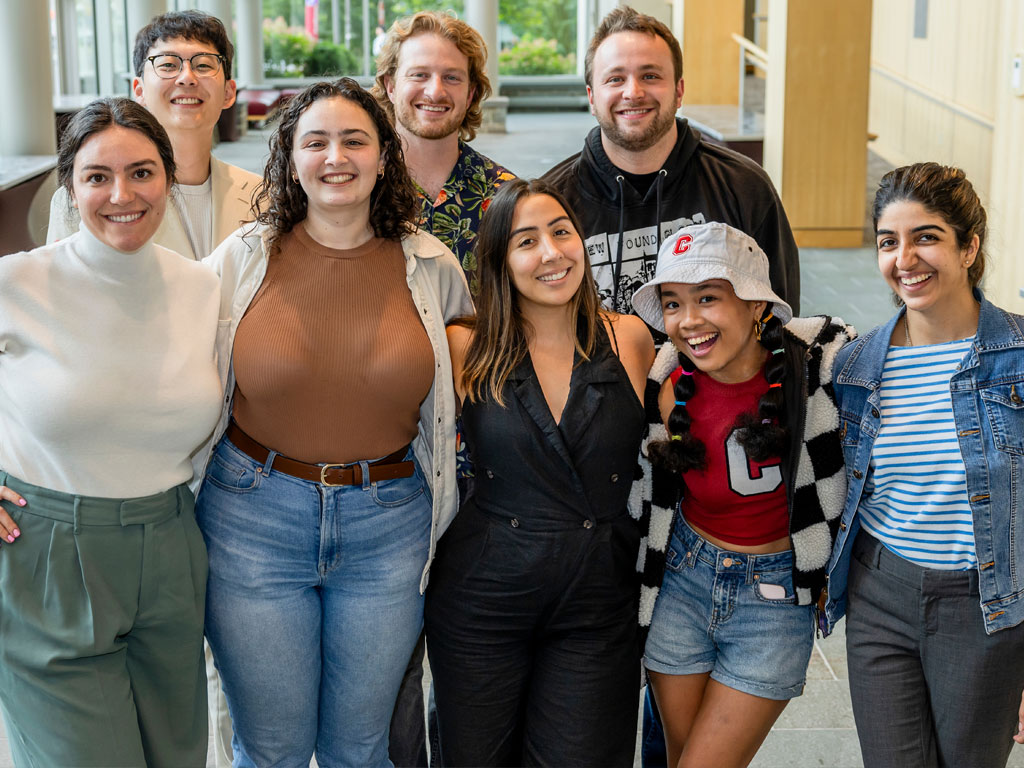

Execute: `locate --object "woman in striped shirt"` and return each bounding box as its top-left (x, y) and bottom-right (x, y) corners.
top-left (824, 162), bottom-right (1024, 768)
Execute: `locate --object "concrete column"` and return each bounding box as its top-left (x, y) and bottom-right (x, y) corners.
top-left (0, 2), bottom-right (56, 155)
top-left (236, 0), bottom-right (264, 87)
top-left (197, 0), bottom-right (233, 31)
top-left (464, 0), bottom-right (507, 132)
top-left (576, 0), bottom-right (592, 78)
top-left (127, 0), bottom-right (169, 39)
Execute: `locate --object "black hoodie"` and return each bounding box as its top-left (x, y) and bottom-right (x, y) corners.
top-left (543, 117), bottom-right (800, 316)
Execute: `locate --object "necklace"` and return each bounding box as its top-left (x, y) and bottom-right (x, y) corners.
top-left (904, 315), bottom-right (913, 347)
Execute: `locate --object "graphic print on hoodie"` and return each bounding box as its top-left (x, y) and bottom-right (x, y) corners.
top-left (544, 117), bottom-right (801, 318)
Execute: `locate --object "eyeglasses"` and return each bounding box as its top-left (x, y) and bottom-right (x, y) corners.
top-left (146, 53), bottom-right (226, 79)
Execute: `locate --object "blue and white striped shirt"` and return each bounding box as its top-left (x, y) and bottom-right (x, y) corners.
top-left (858, 339), bottom-right (976, 570)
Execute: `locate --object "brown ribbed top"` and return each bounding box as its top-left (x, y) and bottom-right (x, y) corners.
top-left (231, 224), bottom-right (434, 463)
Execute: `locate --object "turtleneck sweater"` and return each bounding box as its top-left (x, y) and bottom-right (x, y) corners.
top-left (0, 226), bottom-right (222, 498)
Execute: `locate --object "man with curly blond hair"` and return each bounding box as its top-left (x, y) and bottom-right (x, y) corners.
top-left (374, 11), bottom-right (514, 284)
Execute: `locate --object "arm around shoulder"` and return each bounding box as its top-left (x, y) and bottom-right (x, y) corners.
top-left (606, 313), bottom-right (655, 400)
top-left (46, 186), bottom-right (79, 244)
top-left (445, 323), bottom-right (474, 406)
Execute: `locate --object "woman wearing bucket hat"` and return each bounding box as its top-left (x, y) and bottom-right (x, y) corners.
top-left (630, 221), bottom-right (854, 767)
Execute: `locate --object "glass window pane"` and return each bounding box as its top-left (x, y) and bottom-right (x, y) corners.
top-left (76, 0), bottom-right (98, 92)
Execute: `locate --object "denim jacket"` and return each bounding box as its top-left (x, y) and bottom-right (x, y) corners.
top-left (823, 291), bottom-right (1024, 634)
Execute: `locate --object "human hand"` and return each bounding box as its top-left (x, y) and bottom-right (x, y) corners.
top-left (0, 485), bottom-right (25, 545)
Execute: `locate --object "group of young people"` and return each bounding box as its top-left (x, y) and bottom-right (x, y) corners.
top-left (0, 6), bottom-right (1022, 768)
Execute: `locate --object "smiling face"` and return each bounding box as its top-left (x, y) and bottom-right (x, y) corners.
top-left (660, 279), bottom-right (767, 383)
top-left (505, 194), bottom-right (586, 312)
top-left (291, 96), bottom-right (383, 222)
top-left (386, 32), bottom-right (473, 140)
top-left (875, 199), bottom-right (978, 316)
top-left (71, 125), bottom-right (170, 252)
top-left (133, 36), bottom-right (236, 135)
top-left (587, 31), bottom-right (683, 154)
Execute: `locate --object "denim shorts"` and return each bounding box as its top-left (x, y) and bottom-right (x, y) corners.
top-left (643, 514), bottom-right (815, 700)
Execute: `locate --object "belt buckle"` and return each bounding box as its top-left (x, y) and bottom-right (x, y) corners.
top-left (320, 463), bottom-right (348, 487)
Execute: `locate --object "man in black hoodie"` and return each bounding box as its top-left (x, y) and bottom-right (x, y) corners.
top-left (543, 6), bottom-right (799, 318)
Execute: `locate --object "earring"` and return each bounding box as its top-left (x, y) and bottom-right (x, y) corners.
top-left (377, 168), bottom-right (385, 178)
top-left (291, 173), bottom-right (299, 183)
top-left (754, 309), bottom-right (773, 342)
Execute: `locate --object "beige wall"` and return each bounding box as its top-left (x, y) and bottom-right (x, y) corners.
top-left (868, 0), bottom-right (1023, 312)
top-left (987, 2), bottom-right (1024, 313)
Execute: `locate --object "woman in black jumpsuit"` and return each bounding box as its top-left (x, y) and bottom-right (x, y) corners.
top-left (425, 179), bottom-right (654, 767)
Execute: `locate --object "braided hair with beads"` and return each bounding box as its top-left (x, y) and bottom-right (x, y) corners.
top-left (647, 308), bottom-right (790, 475)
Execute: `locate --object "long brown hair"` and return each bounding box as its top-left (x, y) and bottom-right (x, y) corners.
top-left (459, 179), bottom-right (603, 405)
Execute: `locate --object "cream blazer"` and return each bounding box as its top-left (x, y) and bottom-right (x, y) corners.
top-left (46, 156), bottom-right (261, 259)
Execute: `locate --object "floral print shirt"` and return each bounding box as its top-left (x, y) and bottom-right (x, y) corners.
top-left (414, 141), bottom-right (515, 290)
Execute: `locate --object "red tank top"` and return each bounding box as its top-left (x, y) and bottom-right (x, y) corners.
top-left (670, 366), bottom-right (789, 545)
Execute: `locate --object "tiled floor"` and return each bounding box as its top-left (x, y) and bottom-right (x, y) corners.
top-left (3, 110), bottom-right (1022, 768)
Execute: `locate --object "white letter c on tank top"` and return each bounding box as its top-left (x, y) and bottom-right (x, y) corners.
top-left (725, 428), bottom-right (782, 496)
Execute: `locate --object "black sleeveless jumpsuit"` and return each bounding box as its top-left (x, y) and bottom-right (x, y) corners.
top-left (425, 323), bottom-right (646, 767)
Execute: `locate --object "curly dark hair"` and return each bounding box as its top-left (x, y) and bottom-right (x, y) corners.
top-left (253, 78), bottom-right (419, 252)
top-left (648, 309), bottom-right (788, 475)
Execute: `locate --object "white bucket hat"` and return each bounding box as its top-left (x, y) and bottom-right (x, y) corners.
top-left (631, 221), bottom-right (793, 332)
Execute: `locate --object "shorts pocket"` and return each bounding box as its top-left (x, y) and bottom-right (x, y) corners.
top-left (664, 529), bottom-right (687, 573)
top-left (752, 568), bottom-right (797, 605)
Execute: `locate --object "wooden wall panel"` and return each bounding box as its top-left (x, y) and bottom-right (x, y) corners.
top-left (680, 0), bottom-right (745, 104)
top-left (764, 0), bottom-right (872, 246)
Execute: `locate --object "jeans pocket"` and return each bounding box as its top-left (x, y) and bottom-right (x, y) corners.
top-left (370, 475), bottom-right (425, 508)
top-left (752, 568), bottom-right (797, 605)
top-left (664, 528), bottom-right (687, 573)
top-left (203, 443), bottom-right (262, 494)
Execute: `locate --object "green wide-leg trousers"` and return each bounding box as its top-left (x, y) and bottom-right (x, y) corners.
top-left (0, 472), bottom-right (208, 768)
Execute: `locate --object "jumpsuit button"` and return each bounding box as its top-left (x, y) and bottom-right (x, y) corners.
top-left (610, 473), bottom-right (619, 483)
top-left (871, 407), bottom-right (880, 418)
top-left (583, 520), bottom-right (594, 529)
top-left (840, 522), bottom-right (847, 531)
top-left (722, 557), bottom-right (734, 567)
top-left (853, 470), bottom-right (863, 479)
top-left (485, 469), bottom-right (494, 479)
top-left (510, 518), bottom-right (520, 528)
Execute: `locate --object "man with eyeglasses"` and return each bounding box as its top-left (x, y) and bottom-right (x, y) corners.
top-left (47, 10), bottom-right (260, 264)
top-left (46, 12), bottom-right (258, 768)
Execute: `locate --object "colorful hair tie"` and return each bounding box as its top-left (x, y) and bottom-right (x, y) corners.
top-left (678, 369), bottom-right (694, 376)
top-left (769, 382), bottom-right (782, 389)
top-left (675, 400), bottom-right (687, 406)
top-left (771, 348), bottom-right (785, 356)
top-left (670, 435), bottom-right (682, 441)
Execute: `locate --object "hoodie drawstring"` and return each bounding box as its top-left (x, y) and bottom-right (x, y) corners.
top-left (653, 169), bottom-right (668, 253)
top-left (612, 174), bottom-right (626, 309)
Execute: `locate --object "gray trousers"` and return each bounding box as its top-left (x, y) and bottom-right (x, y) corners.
top-left (846, 531), bottom-right (1024, 768)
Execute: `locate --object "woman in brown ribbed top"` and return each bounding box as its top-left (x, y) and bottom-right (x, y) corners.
top-left (194, 79), bottom-right (472, 768)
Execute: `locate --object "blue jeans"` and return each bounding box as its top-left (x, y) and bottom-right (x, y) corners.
top-left (196, 436), bottom-right (432, 768)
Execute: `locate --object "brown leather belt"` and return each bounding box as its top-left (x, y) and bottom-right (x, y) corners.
top-left (226, 421), bottom-right (414, 487)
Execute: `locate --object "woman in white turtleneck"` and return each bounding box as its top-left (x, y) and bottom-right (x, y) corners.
top-left (0, 98), bottom-right (220, 768)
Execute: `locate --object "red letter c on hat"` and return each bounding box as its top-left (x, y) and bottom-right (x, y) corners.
top-left (673, 234), bottom-right (693, 255)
